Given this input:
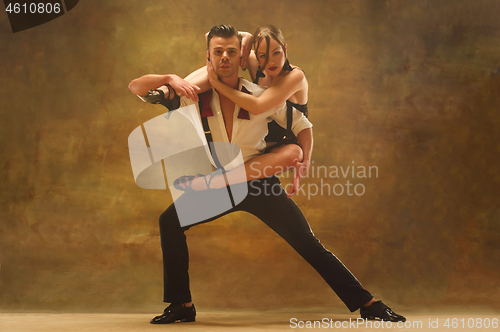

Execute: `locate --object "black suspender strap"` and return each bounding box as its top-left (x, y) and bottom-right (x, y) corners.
top-left (286, 101), bottom-right (293, 141)
top-left (198, 96), bottom-right (221, 170)
top-left (198, 95), bottom-right (235, 207)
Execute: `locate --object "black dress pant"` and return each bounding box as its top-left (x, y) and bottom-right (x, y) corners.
top-left (159, 176), bottom-right (373, 312)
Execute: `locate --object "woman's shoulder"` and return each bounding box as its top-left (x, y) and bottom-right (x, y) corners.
top-left (280, 65), bottom-right (307, 86)
top-left (290, 65), bottom-right (305, 76)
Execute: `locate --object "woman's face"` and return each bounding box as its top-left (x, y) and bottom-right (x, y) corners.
top-left (256, 37), bottom-right (286, 77)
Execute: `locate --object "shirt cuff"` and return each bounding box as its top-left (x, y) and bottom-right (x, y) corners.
top-left (291, 110), bottom-right (313, 137)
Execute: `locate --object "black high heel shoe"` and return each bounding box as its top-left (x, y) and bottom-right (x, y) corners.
top-left (173, 173), bottom-right (214, 191)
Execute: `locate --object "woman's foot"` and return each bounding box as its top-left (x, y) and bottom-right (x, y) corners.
top-left (174, 174), bottom-right (214, 191)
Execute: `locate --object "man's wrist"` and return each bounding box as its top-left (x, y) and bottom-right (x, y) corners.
top-left (163, 74), bottom-right (173, 85)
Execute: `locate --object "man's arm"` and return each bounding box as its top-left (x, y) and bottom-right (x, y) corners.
top-left (128, 74), bottom-right (200, 101)
top-left (269, 104), bottom-right (313, 191)
top-left (296, 127), bottom-right (313, 177)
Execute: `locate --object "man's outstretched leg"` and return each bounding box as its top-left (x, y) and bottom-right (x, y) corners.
top-left (151, 202), bottom-right (196, 324)
top-left (152, 187), bottom-right (237, 324)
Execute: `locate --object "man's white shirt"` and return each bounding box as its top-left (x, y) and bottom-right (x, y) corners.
top-left (179, 78), bottom-right (312, 163)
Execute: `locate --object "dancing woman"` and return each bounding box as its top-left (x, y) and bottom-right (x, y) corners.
top-left (129, 26), bottom-right (310, 196)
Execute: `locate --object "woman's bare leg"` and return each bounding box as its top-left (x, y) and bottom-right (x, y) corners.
top-left (244, 144), bottom-right (303, 180)
top-left (187, 144), bottom-right (304, 195)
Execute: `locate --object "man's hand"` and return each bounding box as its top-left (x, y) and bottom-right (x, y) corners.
top-left (240, 32), bottom-right (253, 70)
top-left (287, 157), bottom-right (310, 198)
top-left (168, 75), bottom-right (201, 102)
top-left (289, 128), bottom-right (313, 197)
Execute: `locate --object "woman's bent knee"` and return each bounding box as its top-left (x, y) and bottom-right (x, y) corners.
top-left (281, 144), bottom-right (303, 165)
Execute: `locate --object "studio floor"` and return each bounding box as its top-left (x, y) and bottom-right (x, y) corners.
top-left (1, 309), bottom-right (499, 332)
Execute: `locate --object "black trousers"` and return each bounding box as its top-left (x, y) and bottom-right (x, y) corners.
top-left (159, 176), bottom-right (373, 312)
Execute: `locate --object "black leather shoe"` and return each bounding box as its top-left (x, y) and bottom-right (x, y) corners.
top-left (360, 301), bottom-right (405, 322)
top-left (150, 303), bottom-right (196, 324)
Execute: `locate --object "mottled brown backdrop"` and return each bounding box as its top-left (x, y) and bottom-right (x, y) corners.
top-left (1, 0), bottom-right (499, 313)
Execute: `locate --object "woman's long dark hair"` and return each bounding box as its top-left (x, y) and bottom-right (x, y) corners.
top-left (253, 25), bottom-right (289, 74)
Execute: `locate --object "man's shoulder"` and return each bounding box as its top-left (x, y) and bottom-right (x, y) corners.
top-left (240, 78), bottom-right (265, 97)
top-left (179, 95), bottom-right (198, 108)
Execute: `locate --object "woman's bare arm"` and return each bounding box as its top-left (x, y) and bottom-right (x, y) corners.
top-left (246, 50), bottom-right (259, 82)
top-left (239, 31), bottom-right (253, 70)
top-left (207, 58), bottom-right (307, 114)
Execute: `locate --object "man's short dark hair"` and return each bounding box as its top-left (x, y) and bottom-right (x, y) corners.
top-left (207, 25), bottom-right (242, 49)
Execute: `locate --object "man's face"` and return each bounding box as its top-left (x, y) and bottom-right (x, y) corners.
top-left (208, 35), bottom-right (241, 78)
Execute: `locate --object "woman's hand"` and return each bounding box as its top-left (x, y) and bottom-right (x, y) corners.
top-left (206, 53), bottom-right (221, 87)
top-left (168, 75), bottom-right (201, 102)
